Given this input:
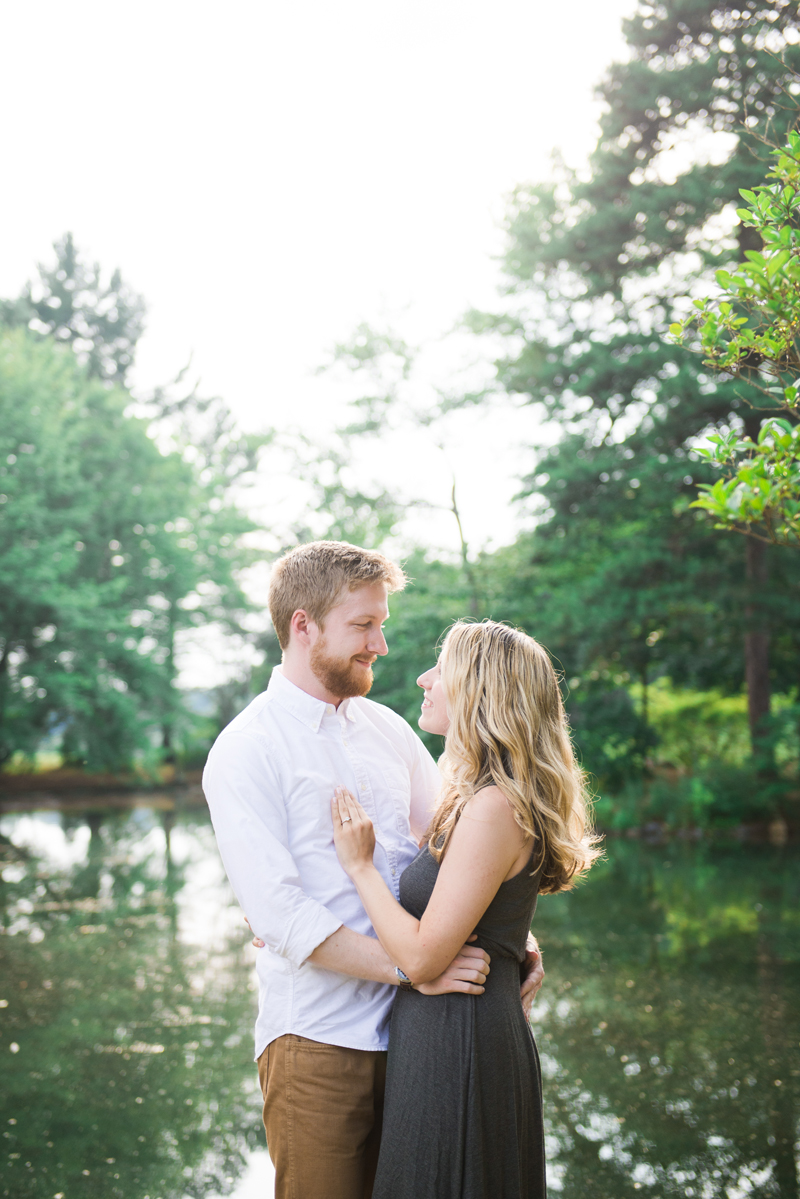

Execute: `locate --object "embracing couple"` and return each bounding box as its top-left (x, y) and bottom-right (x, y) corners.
top-left (203, 541), bottom-right (599, 1199)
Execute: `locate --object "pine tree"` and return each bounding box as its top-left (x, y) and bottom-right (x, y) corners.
top-left (475, 0), bottom-right (800, 752)
top-left (0, 232), bottom-right (145, 386)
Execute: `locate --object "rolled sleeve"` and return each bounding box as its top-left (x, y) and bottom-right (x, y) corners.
top-left (203, 731), bottom-right (342, 968)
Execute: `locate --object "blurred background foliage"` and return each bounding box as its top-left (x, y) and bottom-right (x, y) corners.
top-left (2, 0), bottom-right (800, 835)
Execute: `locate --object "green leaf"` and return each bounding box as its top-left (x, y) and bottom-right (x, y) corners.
top-left (766, 249), bottom-right (791, 277)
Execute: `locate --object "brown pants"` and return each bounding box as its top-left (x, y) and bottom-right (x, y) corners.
top-left (258, 1034), bottom-right (387, 1199)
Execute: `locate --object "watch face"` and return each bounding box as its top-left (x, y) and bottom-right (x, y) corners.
top-left (395, 967), bottom-right (413, 989)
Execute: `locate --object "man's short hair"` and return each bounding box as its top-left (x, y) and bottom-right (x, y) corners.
top-left (269, 540), bottom-right (407, 650)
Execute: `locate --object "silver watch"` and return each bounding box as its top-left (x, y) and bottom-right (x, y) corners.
top-left (395, 966), bottom-right (415, 991)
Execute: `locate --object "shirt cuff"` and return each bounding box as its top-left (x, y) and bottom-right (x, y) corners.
top-left (278, 902), bottom-right (344, 969)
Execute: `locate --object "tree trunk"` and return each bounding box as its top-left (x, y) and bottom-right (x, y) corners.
top-left (741, 403), bottom-right (772, 759)
top-left (162, 601), bottom-right (177, 767)
top-left (0, 639), bottom-right (9, 765)
top-left (744, 535), bottom-right (771, 758)
top-left (450, 481), bottom-right (480, 617)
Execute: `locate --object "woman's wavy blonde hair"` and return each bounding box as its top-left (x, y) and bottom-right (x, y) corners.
top-left (426, 620), bottom-right (601, 894)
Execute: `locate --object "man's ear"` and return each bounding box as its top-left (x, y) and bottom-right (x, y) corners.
top-left (289, 608), bottom-right (315, 646)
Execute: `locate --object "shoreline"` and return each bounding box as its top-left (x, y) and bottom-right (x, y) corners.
top-left (0, 776), bottom-right (797, 843)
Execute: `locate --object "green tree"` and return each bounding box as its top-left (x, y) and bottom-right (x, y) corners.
top-left (674, 131), bottom-right (800, 548)
top-left (469, 0), bottom-right (800, 753)
top-left (0, 328), bottom-right (255, 770)
top-left (0, 236), bottom-right (271, 770)
top-left (0, 232), bottom-right (145, 386)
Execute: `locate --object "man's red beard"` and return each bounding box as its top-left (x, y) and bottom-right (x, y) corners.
top-left (309, 637), bottom-right (376, 699)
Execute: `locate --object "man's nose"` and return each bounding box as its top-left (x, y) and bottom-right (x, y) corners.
top-left (369, 628), bottom-right (389, 656)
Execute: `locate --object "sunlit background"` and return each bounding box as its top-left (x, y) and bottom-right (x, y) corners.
top-left (2, 0), bottom-right (637, 689)
top-left (2, 2), bottom-right (800, 1197)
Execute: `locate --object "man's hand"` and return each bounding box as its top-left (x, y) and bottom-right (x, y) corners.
top-left (416, 941), bottom-right (490, 997)
top-left (520, 934), bottom-right (544, 1019)
top-left (245, 916), bottom-right (265, 948)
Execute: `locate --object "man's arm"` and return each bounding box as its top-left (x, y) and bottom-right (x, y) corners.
top-left (248, 920), bottom-right (491, 995)
top-left (204, 732), bottom-right (342, 966)
top-left (310, 928), bottom-right (491, 995)
top-left (308, 925), bottom-right (396, 983)
top-left (207, 730), bottom-right (491, 994)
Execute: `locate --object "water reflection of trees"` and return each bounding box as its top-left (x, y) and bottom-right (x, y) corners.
top-left (3, 819), bottom-right (798, 1199)
top-left (0, 811), bottom-right (261, 1199)
top-left (532, 841), bottom-right (800, 1198)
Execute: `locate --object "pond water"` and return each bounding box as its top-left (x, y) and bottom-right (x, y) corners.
top-left (1, 805), bottom-right (798, 1199)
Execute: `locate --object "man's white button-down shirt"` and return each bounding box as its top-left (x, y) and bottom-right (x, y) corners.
top-left (203, 667), bottom-right (441, 1059)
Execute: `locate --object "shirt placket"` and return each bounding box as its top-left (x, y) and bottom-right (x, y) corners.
top-left (339, 711), bottom-right (401, 898)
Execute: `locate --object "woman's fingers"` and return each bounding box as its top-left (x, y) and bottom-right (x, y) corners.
top-left (453, 980), bottom-right (485, 995)
top-left (336, 785), bottom-right (371, 830)
top-left (349, 790), bottom-right (367, 825)
top-left (458, 966), bottom-right (488, 984)
top-left (352, 794), bottom-right (369, 820)
top-left (332, 788), bottom-right (356, 827)
top-left (332, 790), bottom-right (346, 827)
top-left (444, 954), bottom-right (489, 985)
top-left (334, 789), bottom-right (349, 829)
top-left (454, 949), bottom-right (490, 977)
top-left (340, 786), bottom-right (358, 824)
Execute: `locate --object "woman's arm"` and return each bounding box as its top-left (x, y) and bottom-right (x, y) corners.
top-left (332, 785), bottom-right (529, 984)
top-left (244, 916), bottom-right (491, 995)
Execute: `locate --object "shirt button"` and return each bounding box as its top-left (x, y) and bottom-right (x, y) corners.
top-left (327, 705), bottom-right (334, 714)
top-left (391, 867), bottom-right (396, 877)
top-left (360, 784), bottom-right (366, 792)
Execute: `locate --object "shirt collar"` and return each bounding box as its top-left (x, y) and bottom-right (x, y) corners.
top-left (267, 666), bottom-right (357, 732)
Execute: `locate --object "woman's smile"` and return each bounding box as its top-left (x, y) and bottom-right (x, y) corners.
top-left (416, 662), bottom-right (449, 735)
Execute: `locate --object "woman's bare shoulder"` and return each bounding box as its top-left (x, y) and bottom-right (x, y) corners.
top-left (462, 785), bottom-right (519, 828)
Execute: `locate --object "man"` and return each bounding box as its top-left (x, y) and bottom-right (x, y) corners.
top-left (203, 541), bottom-right (544, 1199)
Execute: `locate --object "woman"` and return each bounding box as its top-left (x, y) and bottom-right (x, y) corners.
top-left (332, 619), bottom-right (600, 1199)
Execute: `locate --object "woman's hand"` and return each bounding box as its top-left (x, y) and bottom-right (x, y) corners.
top-left (332, 786), bottom-right (376, 877)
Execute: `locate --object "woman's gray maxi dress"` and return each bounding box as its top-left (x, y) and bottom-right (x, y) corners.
top-left (372, 845), bottom-right (546, 1199)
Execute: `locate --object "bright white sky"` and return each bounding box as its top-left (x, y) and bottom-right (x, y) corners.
top-left (1, 0), bottom-right (638, 683)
